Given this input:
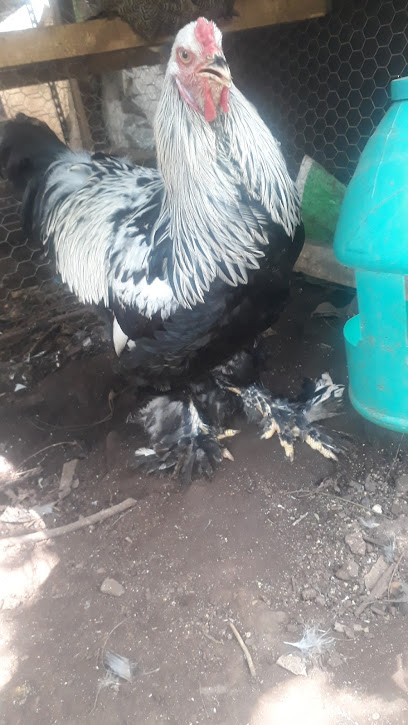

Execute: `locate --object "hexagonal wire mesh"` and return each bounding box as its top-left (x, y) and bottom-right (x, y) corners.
top-left (0, 0), bottom-right (408, 303)
top-left (224, 0), bottom-right (408, 183)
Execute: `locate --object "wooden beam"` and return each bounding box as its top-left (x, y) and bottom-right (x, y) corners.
top-left (0, 0), bottom-right (329, 71)
top-left (0, 47), bottom-right (163, 91)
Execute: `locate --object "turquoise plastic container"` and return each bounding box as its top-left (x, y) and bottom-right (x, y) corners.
top-left (334, 76), bottom-right (408, 432)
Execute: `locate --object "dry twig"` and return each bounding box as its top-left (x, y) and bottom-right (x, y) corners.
top-left (387, 549), bottom-right (406, 600)
top-left (290, 489), bottom-right (393, 520)
top-left (18, 441), bottom-right (83, 469)
top-left (228, 620), bottom-right (256, 679)
top-left (0, 497), bottom-right (136, 547)
top-left (0, 307), bottom-right (88, 344)
top-left (385, 434), bottom-right (404, 482)
top-left (201, 627), bottom-right (223, 645)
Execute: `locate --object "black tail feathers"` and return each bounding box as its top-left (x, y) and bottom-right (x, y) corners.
top-left (0, 113), bottom-right (66, 193)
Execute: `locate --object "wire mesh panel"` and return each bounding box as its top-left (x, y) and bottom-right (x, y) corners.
top-left (226, 0), bottom-right (408, 183)
top-left (0, 182), bottom-right (52, 303)
top-left (0, 0), bottom-right (408, 301)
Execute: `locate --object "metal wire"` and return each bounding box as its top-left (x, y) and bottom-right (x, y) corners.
top-left (1, 0), bottom-right (408, 300)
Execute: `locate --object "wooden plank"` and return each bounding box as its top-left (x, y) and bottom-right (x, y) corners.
top-left (69, 78), bottom-right (93, 149)
top-left (0, 0), bottom-right (329, 71)
top-left (0, 47), bottom-right (162, 90)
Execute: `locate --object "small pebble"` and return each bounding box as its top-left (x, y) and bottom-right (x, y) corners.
top-left (276, 653), bottom-right (307, 677)
top-left (372, 504), bottom-right (383, 514)
top-left (391, 499), bottom-right (408, 516)
top-left (335, 560), bottom-right (359, 581)
top-left (345, 531), bottom-right (366, 557)
top-left (100, 578), bottom-right (125, 597)
top-left (364, 475), bottom-right (377, 494)
top-left (364, 556), bottom-right (388, 592)
top-left (301, 588), bottom-right (318, 601)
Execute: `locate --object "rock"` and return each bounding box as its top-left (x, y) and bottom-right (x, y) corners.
top-left (364, 556), bottom-right (388, 592)
top-left (335, 560), bottom-right (359, 581)
top-left (345, 531), bottom-right (366, 557)
top-left (364, 475), bottom-right (377, 493)
top-left (391, 499), bottom-right (408, 516)
top-left (372, 504), bottom-right (383, 514)
top-left (100, 578), bottom-right (125, 597)
top-left (58, 459), bottom-right (79, 501)
top-left (334, 622), bottom-right (345, 633)
top-left (101, 65), bottom-right (164, 159)
top-left (353, 623), bottom-right (364, 632)
top-left (344, 626), bottom-right (355, 639)
top-left (276, 653), bottom-right (307, 677)
top-left (396, 474), bottom-right (408, 497)
top-left (348, 480), bottom-right (364, 494)
top-left (301, 588), bottom-right (318, 601)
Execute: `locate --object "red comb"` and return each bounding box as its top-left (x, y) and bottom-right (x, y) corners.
top-left (194, 17), bottom-right (218, 55)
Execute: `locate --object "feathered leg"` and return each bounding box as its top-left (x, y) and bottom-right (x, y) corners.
top-left (132, 358), bottom-right (344, 482)
top-left (226, 373), bottom-right (345, 461)
top-left (133, 395), bottom-right (236, 484)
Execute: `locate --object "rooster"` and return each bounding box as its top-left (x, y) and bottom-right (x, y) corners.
top-left (0, 18), bottom-right (344, 481)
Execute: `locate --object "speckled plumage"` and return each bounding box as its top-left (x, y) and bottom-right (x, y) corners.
top-left (87, 0), bottom-right (236, 39)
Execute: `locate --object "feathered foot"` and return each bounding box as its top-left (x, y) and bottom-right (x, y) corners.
top-left (133, 396), bottom-right (237, 484)
top-left (229, 373), bottom-right (345, 462)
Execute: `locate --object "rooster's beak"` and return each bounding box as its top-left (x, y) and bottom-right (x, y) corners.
top-left (199, 55), bottom-right (232, 87)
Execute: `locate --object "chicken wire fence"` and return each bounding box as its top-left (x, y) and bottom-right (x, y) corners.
top-left (0, 0), bottom-right (408, 303)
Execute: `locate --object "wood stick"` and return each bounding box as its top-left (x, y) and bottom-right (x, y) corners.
top-left (229, 620), bottom-right (256, 678)
top-left (355, 562), bottom-right (396, 616)
top-left (0, 497), bottom-right (136, 547)
top-left (17, 441), bottom-right (82, 469)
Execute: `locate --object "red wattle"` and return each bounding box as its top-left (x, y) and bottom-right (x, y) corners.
top-left (204, 79), bottom-right (217, 123)
top-left (220, 86), bottom-right (230, 114)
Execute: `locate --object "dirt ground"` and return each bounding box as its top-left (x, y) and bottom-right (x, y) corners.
top-left (0, 277), bottom-right (408, 725)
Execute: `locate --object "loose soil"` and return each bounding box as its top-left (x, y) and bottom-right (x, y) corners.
top-left (0, 278), bottom-right (407, 725)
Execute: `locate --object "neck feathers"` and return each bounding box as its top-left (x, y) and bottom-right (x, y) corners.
top-left (153, 76), bottom-right (300, 308)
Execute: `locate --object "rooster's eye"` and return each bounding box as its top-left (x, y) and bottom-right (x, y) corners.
top-left (179, 49), bottom-right (191, 64)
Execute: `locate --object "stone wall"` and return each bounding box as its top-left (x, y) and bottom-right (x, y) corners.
top-left (101, 64), bottom-right (165, 162)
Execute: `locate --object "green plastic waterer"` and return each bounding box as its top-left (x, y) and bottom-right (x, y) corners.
top-left (334, 76), bottom-right (408, 432)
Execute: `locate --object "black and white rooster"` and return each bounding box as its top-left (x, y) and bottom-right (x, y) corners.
top-left (0, 18), bottom-right (344, 481)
